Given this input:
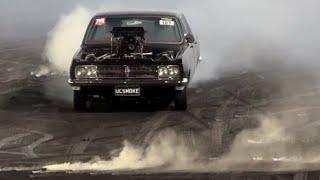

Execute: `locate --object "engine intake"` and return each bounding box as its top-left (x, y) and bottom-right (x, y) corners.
top-left (110, 27), bottom-right (146, 58)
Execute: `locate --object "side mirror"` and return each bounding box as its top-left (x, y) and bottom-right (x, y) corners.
top-left (184, 33), bottom-right (195, 43)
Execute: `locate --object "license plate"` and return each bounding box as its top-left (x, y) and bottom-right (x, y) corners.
top-left (115, 86), bottom-right (141, 97)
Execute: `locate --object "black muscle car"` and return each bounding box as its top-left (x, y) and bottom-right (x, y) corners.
top-left (68, 11), bottom-right (201, 111)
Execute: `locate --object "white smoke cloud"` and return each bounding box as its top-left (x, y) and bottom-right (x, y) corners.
top-left (44, 6), bottom-right (91, 72)
top-left (186, 0), bottom-right (320, 81)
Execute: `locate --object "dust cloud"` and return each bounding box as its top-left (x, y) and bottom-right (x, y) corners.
top-left (44, 113), bottom-right (320, 172)
top-left (45, 130), bottom-right (200, 172)
top-left (215, 114), bottom-right (320, 171)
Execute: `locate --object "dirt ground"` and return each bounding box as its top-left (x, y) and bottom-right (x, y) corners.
top-left (1, 37), bottom-right (320, 179)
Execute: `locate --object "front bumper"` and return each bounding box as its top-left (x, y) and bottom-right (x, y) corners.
top-left (68, 78), bottom-right (189, 89)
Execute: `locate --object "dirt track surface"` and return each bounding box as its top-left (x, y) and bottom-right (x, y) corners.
top-left (1, 38), bottom-right (320, 179)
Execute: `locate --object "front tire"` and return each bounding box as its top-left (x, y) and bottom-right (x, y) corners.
top-left (174, 88), bottom-right (187, 111)
top-left (74, 91), bottom-right (87, 111)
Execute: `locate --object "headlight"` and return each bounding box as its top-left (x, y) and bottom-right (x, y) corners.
top-left (75, 65), bottom-right (98, 79)
top-left (157, 65), bottom-right (181, 80)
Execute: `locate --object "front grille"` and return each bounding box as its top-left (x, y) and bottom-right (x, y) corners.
top-left (98, 65), bottom-right (158, 79)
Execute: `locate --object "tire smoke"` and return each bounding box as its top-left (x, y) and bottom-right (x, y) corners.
top-left (44, 6), bottom-right (91, 73)
top-left (45, 130), bottom-right (200, 172)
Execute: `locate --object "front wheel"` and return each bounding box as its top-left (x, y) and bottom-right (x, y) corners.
top-left (74, 91), bottom-right (87, 111)
top-left (174, 88), bottom-right (187, 111)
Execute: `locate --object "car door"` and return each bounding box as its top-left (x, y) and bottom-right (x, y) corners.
top-left (182, 41), bottom-right (195, 78)
top-left (180, 15), bottom-right (200, 79)
top-left (189, 35), bottom-right (198, 78)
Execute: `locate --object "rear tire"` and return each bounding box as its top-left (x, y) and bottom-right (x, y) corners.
top-left (74, 91), bottom-right (87, 111)
top-left (174, 88), bottom-right (187, 111)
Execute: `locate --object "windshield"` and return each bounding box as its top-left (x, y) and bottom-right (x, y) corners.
top-left (84, 16), bottom-right (182, 44)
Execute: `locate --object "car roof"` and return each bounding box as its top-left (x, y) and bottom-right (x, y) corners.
top-left (93, 11), bottom-right (183, 18)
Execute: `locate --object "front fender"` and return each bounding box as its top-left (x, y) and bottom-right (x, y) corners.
top-left (181, 44), bottom-right (196, 78)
